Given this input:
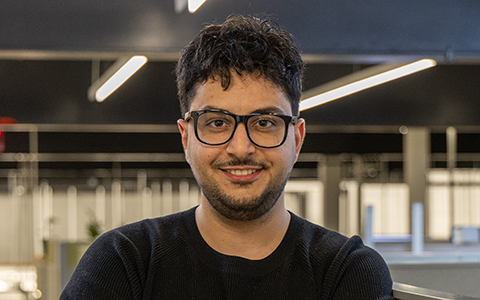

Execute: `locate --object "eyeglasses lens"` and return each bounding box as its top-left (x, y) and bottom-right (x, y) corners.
top-left (196, 112), bottom-right (286, 147)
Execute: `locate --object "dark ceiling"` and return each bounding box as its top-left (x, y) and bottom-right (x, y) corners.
top-left (1, 61), bottom-right (480, 127)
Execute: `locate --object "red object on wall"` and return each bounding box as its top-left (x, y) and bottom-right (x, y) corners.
top-left (0, 117), bottom-right (19, 153)
top-left (0, 131), bottom-right (3, 153)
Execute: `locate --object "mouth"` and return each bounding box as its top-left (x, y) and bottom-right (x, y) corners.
top-left (213, 158), bottom-right (271, 183)
top-left (220, 167), bottom-right (262, 182)
top-left (224, 169), bottom-right (258, 176)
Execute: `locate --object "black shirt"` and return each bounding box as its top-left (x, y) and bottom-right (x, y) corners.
top-left (61, 207), bottom-right (394, 299)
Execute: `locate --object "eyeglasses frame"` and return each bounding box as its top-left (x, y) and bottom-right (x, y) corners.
top-left (184, 109), bottom-right (298, 148)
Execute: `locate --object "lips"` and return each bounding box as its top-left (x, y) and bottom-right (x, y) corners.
top-left (213, 158), bottom-right (270, 182)
top-left (220, 167), bottom-right (262, 182)
top-left (225, 169), bottom-right (257, 176)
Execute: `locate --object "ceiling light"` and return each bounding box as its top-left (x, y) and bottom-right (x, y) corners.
top-left (299, 59), bottom-right (436, 111)
top-left (188, 0), bottom-right (207, 13)
top-left (88, 56), bottom-right (148, 102)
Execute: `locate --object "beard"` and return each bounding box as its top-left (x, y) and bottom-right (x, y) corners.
top-left (195, 158), bottom-right (291, 221)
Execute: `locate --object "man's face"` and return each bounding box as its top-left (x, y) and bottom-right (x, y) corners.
top-left (178, 73), bottom-right (305, 221)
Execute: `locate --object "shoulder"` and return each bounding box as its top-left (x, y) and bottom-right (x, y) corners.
top-left (110, 208), bottom-right (194, 244)
top-left (290, 213), bottom-right (382, 262)
top-left (61, 208), bottom-right (197, 299)
top-left (289, 214), bottom-right (350, 261)
top-left (290, 215), bottom-right (393, 299)
top-left (88, 208), bottom-right (191, 254)
top-left (321, 235), bottom-right (394, 299)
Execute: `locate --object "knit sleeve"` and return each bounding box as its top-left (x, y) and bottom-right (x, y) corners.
top-left (321, 235), bottom-right (395, 300)
top-left (60, 228), bottom-right (148, 300)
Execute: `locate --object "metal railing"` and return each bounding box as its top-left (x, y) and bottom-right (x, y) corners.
top-left (393, 282), bottom-right (478, 300)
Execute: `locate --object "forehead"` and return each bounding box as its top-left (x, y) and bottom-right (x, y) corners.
top-left (190, 74), bottom-right (292, 115)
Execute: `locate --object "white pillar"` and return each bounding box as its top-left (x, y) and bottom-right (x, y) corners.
top-left (137, 169), bottom-right (147, 198)
top-left (67, 185), bottom-right (78, 242)
top-left (412, 202), bottom-right (424, 255)
top-left (32, 186), bottom-right (44, 259)
top-left (403, 127), bottom-right (429, 235)
top-left (162, 180), bottom-right (173, 215)
top-left (142, 187), bottom-right (153, 219)
top-left (364, 206), bottom-right (375, 248)
top-left (151, 181), bottom-right (162, 217)
top-left (111, 180), bottom-right (122, 228)
top-left (41, 182), bottom-right (53, 240)
top-left (179, 179), bottom-right (190, 211)
top-left (95, 185), bottom-right (106, 229)
top-left (447, 126), bottom-right (457, 235)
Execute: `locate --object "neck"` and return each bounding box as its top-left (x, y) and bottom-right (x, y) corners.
top-left (195, 196), bottom-right (291, 260)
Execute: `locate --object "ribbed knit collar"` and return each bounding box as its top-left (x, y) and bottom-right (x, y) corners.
top-left (182, 207), bottom-right (303, 278)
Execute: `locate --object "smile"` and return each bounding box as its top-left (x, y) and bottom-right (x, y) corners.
top-left (220, 167), bottom-right (262, 182)
top-left (225, 169), bottom-right (257, 176)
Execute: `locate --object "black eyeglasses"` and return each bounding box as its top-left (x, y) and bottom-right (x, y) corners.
top-left (184, 109), bottom-right (298, 148)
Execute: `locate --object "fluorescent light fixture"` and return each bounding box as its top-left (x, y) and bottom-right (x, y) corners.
top-left (188, 0), bottom-right (207, 13)
top-left (299, 59), bottom-right (436, 112)
top-left (90, 56), bottom-right (148, 102)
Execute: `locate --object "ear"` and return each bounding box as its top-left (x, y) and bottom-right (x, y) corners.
top-left (177, 119), bottom-right (190, 163)
top-left (293, 118), bottom-right (306, 162)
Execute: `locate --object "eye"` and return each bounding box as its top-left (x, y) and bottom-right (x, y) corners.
top-left (210, 119), bottom-right (227, 127)
top-left (257, 119), bottom-right (274, 127)
top-left (251, 115), bottom-right (279, 130)
top-left (203, 113), bottom-right (233, 129)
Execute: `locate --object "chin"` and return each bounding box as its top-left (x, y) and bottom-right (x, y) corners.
top-left (202, 180), bottom-right (286, 222)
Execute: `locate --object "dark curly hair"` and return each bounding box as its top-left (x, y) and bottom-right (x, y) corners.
top-left (176, 15), bottom-right (304, 116)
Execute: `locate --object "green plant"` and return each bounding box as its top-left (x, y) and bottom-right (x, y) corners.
top-left (85, 209), bottom-right (103, 240)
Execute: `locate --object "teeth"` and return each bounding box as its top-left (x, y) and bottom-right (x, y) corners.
top-left (227, 169), bottom-right (256, 176)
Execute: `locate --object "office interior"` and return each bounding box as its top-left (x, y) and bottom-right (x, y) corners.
top-left (1, 1), bottom-right (480, 299)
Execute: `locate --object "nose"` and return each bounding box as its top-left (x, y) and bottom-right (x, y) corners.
top-left (225, 123), bottom-right (256, 158)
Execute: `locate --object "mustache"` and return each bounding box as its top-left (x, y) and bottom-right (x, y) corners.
top-left (212, 158), bottom-right (272, 169)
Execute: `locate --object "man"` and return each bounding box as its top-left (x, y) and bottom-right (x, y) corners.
top-left (61, 15), bottom-right (394, 299)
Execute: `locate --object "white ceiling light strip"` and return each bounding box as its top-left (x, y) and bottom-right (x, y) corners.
top-left (188, 0), bottom-right (207, 13)
top-left (88, 56), bottom-right (148, 102)
top-left (174, 0), bottom-right (207, 13)
top-left (299, 59), bottom-right (436, 112)
top-left (95, 56), bottom-right (148, 102)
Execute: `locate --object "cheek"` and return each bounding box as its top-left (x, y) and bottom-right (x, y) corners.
top-left (186, 142), bottom-right (216, 167)
top-left (277, 141), bottom-right (298, 168)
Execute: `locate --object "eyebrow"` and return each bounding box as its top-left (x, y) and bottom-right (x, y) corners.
top-left (250, 106), bottom-right (286, 115)
top-left (199, 105), bottom-right (287, 115)
top-left (199, 105), bottom-right (221, 111)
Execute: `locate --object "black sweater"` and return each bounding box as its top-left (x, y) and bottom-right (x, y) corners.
top-left (61, 207), bottom-right (394, 299)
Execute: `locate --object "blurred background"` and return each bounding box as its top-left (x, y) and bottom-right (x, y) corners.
top-left (1, 0), bottom-right (480, 298)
